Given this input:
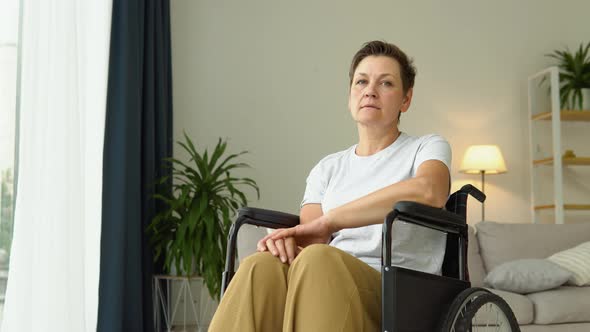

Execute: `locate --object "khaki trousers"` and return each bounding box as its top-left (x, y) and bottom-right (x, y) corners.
top-left (208, 244), bottom-right (381, 332)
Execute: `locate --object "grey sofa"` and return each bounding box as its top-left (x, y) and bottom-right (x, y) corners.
top-left (468, 221), bottom-right (590, 331)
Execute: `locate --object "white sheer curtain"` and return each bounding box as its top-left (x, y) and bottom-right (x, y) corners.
top-left (0, 1), bottom-right (112, 331)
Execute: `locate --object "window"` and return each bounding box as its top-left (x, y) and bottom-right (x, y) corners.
top-left (0, 0), bottom-right (20, 323)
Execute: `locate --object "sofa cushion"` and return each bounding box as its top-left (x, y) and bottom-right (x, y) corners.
top-left (475, 221), bottom-right (590, 272)
top-left (487, 288), bottom-right (534, 325)
top-left (467, 225), bottom-right (487, 287)
top-left (527, 286), bottom-right (590, 324)
top-left (484, 259), bottom-right (571, 294)
top-left (547, 241), bottom-right (590, 286)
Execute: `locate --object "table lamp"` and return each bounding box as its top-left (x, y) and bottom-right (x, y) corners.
top-left (459, 145), bottom-right (507, 220)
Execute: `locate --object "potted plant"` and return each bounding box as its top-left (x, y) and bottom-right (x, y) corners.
top-left (147, 133), bottom-right (259, 300)
top-left (546, 42), bottom-right (590, 110)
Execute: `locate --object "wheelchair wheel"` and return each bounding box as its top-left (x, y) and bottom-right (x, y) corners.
top-left (440, 287), bottom-right (520, 332)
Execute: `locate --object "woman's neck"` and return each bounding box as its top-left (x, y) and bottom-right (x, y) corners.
top-left (355, 126), bottom-right (401, 156)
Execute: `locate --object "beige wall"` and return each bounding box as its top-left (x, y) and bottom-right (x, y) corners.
top-left (170, 0), bottom-right (590, 226)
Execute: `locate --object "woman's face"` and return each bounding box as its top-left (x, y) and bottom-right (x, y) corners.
top-left (348, 55), bottom-right (412, 130)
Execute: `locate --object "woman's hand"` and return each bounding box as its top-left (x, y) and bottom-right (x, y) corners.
top-left (257, 236), bottom-right (302, 264)
top-left (259, 214), bottom-right (337, 249)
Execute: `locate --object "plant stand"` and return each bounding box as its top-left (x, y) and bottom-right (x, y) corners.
top-left (153, 275), bottom-right (213, 332)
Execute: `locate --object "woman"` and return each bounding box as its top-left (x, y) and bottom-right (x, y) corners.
top-left (208, 40), bottom-right (451, 332)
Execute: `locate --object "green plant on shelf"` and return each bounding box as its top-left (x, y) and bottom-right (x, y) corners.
top-left (545, 42), bottom-right (590, 110)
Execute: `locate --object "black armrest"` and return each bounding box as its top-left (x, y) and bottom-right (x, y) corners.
top-left (237, 207), bottom-right (300, 229)
top-left (221, 207), bottom-right (300, 297)
top-left (392, 201), bottom-right (466, 234)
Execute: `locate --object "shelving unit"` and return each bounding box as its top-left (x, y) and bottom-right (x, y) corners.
top-left (527, 67), bottom-right (590, 224)
top-left (531, 110), bottom-right (590, 122)
top-left (533, 157), bottom-right (590, 166)
top-left (534, 204), bottom-right (590, 211)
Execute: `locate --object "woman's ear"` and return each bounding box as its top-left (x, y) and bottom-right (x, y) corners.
top-left (401, 88), bottom-right (413, 113)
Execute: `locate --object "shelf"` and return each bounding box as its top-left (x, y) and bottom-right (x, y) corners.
top-left (534, 204), bottom-right (590, 211)
top-left (528, 68), bottom-right (590, 224)
top-left (532, 110), bottom-right (590, 121)
top-left (533, 157), bottom-right (590, 166)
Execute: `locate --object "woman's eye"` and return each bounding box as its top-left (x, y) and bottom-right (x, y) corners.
top-left (355, 79), bottom-right (367, 85)
top-left (381, 81), bottom-right (393, 87)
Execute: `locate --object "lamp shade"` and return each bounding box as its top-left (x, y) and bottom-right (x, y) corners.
top-left (459, 145), bottom-right (507, 174)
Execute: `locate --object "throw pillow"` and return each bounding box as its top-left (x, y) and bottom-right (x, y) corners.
top-left (484, 259), bottom-right (571, 294)
top-left (547, 241), bottom-right (590, 286)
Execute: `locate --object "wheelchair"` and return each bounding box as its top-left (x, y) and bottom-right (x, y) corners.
top-left (221, 184), bottom-right (520, 332)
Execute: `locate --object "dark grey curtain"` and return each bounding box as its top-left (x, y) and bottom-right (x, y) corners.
top-left (97, 0), bottom-right (173, 331)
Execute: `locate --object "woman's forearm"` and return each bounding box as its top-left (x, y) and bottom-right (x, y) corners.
top-left (326, 160), bottom-right (449, 232)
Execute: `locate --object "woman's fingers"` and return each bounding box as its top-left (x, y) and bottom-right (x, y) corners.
top-left (258, 227), bottom-right (308, 264)
top-left (259, 228), bottom-right (282, 246)
top-left (274, 238), bottom-right (287, 263)
top-left (258, 229), bottom-right (284, 251)
top-left (285, 237), bottom-right (297, 264)
top-left (270, 227), bottom-right (295, 240)
top-left (265, 238), bottom-right (278, 257)
top-left (257, 238), bottom-right (267, 252)
top-left (258, 236), bottom-right (300, 265)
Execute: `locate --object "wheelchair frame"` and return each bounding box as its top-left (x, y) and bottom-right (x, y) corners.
top-left (220, 185), bottom-right (499, 332)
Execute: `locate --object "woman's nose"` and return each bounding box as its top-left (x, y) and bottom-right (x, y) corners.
top-left (364, 84), bottom-right (377, 98)
top-left (364, 87), bottom-right (377, 98)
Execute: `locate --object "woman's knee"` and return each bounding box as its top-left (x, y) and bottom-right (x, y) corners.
top-left (240, 251), bottom-right (284, 270)
top-left (236, 251), bottom-right (288, 283)
top-left (292, 244), bottom-right (342, 269)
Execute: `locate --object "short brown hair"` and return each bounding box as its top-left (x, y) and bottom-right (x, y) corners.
top-left (349, 41), bottom-right (416, 94)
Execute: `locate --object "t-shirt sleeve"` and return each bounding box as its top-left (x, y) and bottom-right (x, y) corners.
top-left (300, 160), bottom-right (328, 208)
top-left (412, 134), bottom-right (452, 175)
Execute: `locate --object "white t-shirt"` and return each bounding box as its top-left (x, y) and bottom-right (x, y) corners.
top-left (301, 132), bottom-right (452, 274)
